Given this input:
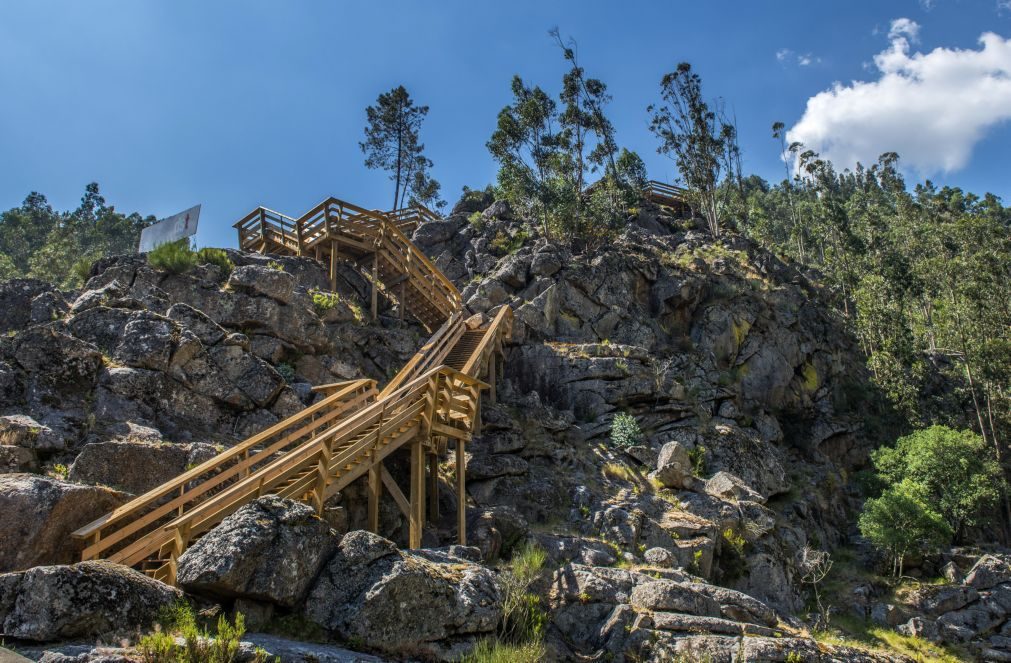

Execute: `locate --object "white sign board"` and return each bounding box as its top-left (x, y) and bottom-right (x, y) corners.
top-left (138, 204), bottom-right (201, 253)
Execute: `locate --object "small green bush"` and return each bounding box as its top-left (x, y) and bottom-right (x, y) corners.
top-left (461, 638), bottom-right (546, 663)
top-left (266, 260), bottom-right (285, 272)
top-left (275, 362), bottom-right (295, 383)
top-left (688, 445), bottom-right (707, 475)
top-left (468, 211), bottom-right (486, 230)
top-left (609, 413), bottom-right (642, 449)
top-left (309, 289), bottom-right (342, 317)
top-left (138, 604), bottom-right (268, 663)
top-left (490, 228), bottom-right (529, 254)
top-left (148, 240), bottom-right (197, 274)
top-left (195, 247), bottom-right (233, 275)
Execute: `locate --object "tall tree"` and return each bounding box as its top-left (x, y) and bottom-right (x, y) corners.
top-left (360, 86), bottom-right (442, 211)
top-left (648, 63), bottom-right (740, 237)
top-left (487, 76), bottom-right (562, 236)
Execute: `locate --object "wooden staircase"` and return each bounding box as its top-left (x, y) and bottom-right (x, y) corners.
top-left (72, 198), bottom-right (511, 585)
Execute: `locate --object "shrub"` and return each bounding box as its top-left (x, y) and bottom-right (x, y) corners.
top-left (266, 260), bottom-right (285, 272)
top-left (195, 247), bottom-right (233, 275)
top-left (138, 605), bottom-right (268, 663)
top-left (688, 445), bottom-right (707, 475)
top-left (499, 542), bottom-right (548, 644)
top-left (858, 479), bottom-right (952, 577)
top-left (489, 228), bottom-right (529, 255)
top-left (468, 210), bottom-right (486, 230)
top-left (309, 289), bottom-right (342, 317)
top-left (461, 639), bottom-right (546, 663)
top-left (148, 240), bottom-right (197, 274)
top-left (275, 363), bottom-right (295, 383)
top-left (609, 413), bottom-right (642, 449)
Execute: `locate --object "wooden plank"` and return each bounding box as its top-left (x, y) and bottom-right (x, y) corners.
top-left (409, 439), bottom-right (424, 548)
top-left (456, 440), bottom-right (467, 545)
top-left (380, 464), bottom-right (411, 519)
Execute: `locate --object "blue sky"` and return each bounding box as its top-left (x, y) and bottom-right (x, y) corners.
top-left (1, 1), bottom-right (1009, 248)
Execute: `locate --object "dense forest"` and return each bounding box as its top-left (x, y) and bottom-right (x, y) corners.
top-left (0, 183), bottom-right (153, 289)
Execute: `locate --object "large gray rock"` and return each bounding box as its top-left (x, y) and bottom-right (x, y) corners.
top-left (69, 440), bottom-right (217, 496)
top-left (0, 280), bottom-right (62, 333)
top-left (0, 561), bottom-right (180, 641)
top-left (0, 415), bottom-right (64, 451)
top-left (177, 496), bottom-right (336, 608)
top-left (0, 475), bottom-right (129, 572)
top-left (227, 265), bottom-right (298, 305)
top-left (910, 584), bottom-right (979, 616)
top-left (629, 580), bottom-right (721, 617)
top-left (304, 531), bottom-right (501, 660)
top-left (704, 471), bottom-right (766, 504)
top-left (651, 440), bottom-right (693, 489)
top-left (966, 555), bottom-right (1011, 590)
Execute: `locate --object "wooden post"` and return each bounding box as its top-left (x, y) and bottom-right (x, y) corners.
top-left (456, 440), bottom-right (467, 545)
top-left (329, 244), bottom-right (338, 293)
top-left (399, 281), bottom-right (406, 321)
top-left (371, 252), bottom-right (379, 321)
top-left (368, 463), bottom-right (381, 534)
top-left (427, 452), bottom-right (439, 522)
top-left (409, 439), bottom-right (425, 548)
top-left (314, 441), bottom-right (332, 516)
top-left (488, 356), bottom-right (497, 405)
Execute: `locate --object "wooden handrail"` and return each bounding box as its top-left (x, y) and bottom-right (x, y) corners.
top-left (72, 379), bottom-right (376, 550)
top-left (79, 192), bottom-right (513, 579)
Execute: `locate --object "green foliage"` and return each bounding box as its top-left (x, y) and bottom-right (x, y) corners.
top-left (489, 228), bottom-right (530, 255)
top-left (498, 542), bottom-right (548, 645)
top-left (741, 149), bottom-right (1011, 455)
top-left (275, 363), bottom-right (295, 383)
top-left (688, 445), bottom-right (707, 476)
top-left (648, 63), bottom-right (741, 237)
top-left (871, 425), bottom-right (1004, 534)
top-left (266, 260), bottom-right (285, 272)
top-left (487, 36), bottom-right (641, 245)
top-left (148, 240), bottom-right (198, 274)
top-left (0, 185), bottom-right (152, 288)
top-left (360, 85), bottom-right (444, 210)
top-left (721, 527), bottom-right (746, 556)
top-left (609, 413), bottom-right (643, 449)
top-left (138, 605), bottom-right (269, 663)
top-left (309, 289), bottom-right (342, 317)
top-left (468, 210), bottom-right (486, 230)
top-left (195, 247), bottom-right (233, 275)
top-left (858, 479), bottom-right (952, 576)
top-left (460, 639), bottom-right (546, 663)
top-left (50, 463), bottom-right (69, 479)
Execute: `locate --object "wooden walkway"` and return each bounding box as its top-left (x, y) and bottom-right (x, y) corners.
top-left (72, 200), bottom-right (510, 584)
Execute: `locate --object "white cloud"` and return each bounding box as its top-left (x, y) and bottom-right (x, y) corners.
top-left (888, 18), bottom-right (920, 43)
top-left (787, 24), bottom-right (1011, 174)
top-left (777, 48), bottom-right (820, 67)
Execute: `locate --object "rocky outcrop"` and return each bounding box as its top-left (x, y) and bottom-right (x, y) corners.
top-left (69, 439), bottom-right (217, 495)
top-left (177, 496), bottom-right (336, 608)
top-left (0, 561), bottom-right (180, 641)
top-left (303, 531), bottom-right (501, 660)
top-left (0, 475), bottom-right (129, 572)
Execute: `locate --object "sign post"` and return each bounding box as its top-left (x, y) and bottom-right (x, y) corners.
top-left (138, 204), bottom-right (201, 253)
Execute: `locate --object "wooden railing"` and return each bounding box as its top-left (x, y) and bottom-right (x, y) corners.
top-left (72, 380), bottom-right (377, 569)
top-left (385, 204), bottom-right (440, 234)
top-left (79, 193), bottom-right (511, 583)
top-left (75, 367), bottom-right (482, 583)
top-left (644, 180), bottom-right (688, 207)
top-left (233, 196), bottom-right (461, 323)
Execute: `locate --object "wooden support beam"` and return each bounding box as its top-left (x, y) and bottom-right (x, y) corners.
top-left (488, 356), bottom-right (497, 405)
top-left (427, 451), bottom-right (439, 522)
top-left (456, 441), bottom-right (466, 545)
top-left (399, 281), bottom-right (406, 321)
top-left (371, 252), bottom-right (379, 321)
top-left (409, 439), bottom-right (425, 548)
top-left (380, 464), bottom-right (411, 519)
top-left (329, 243), bottom-right (338, 292)
top-left (367, 463), bottom-right (381, 533)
